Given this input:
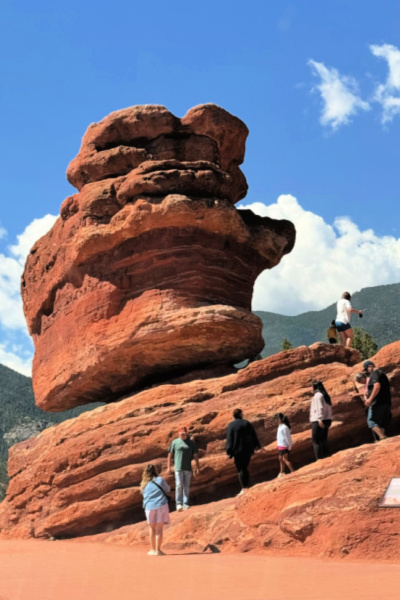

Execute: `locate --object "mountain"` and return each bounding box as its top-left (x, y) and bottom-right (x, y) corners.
top-left (0, 364), bottom-right (101, 498)
top-left (0, 282), bottom-right (398, 497)
top-left (256, 282), bottom-right (400, 356)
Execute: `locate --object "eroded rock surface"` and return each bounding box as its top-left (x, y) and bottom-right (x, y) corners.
top-left (1, 342), bottom-right (398, 542)
top-left (22, 104), bottom-right (295, 411)
top-left (97, 436), bottom-right (400, 561)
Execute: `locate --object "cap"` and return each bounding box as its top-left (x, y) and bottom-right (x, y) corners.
top-left (363, 360), bottom-right (375, 370)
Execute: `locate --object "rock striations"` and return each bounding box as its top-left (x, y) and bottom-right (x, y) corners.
top-left (2, 104), bottom-right (398, 561)
top-left (1, 341), bottom-right (399, 549)
top-left (22, 104), bottom-right (295, 411)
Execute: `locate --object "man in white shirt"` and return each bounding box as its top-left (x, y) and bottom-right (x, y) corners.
top-left (335, 292), bottom-right (363, 347)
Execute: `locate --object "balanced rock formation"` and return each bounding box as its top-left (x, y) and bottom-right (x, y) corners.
top-left (1, 341), bottom-right (398, 541)
top-left (22, 104), bottom-right (295, 411)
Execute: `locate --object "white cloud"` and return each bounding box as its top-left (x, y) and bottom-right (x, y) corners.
top-left (370, 43), bottom-right (400, 122)
top-left (0, 214), bottom-right (57, 373)
top-left (0, 343), bottom-right (32, 377)
top-left (308, 59), bottom-right (370, 130)
top-left (243, 195), bottom-right (400, 315)
top-left (9, 214), bottom-right (58, 265)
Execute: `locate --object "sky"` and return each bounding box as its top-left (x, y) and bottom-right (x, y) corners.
top-left (0, 0), bottom-right (400, 375)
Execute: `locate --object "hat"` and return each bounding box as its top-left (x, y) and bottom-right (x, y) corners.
top-left (363, 360), bottom-right (375, 370)
top-left (179, 426), bottom-right (188, 434)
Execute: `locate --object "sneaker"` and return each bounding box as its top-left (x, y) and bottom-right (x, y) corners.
top-left (147, 549), bottom-right (156, 555)
top-left (183, 504), bottom-right (190, 510)
top-left (155, 550), bottom-right (166, 556)
top-left (277, 473), bottom-right (285, 478)
top-left (237, 489), bottom-right (246, 496)
top-left (176, 504), bottom-right (183, 511)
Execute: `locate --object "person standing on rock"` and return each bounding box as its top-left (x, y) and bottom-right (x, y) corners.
top-left (310, 381), bottom-right (332, 460)
top-left (353, 372), bottom-right (380, 443)
top-left (167, 426), bottom-right (200, 511)
top-left (226, 408), bottom-right (261, 494)
top-left (363, 360), bottom-right (392, 440)
top-left (274, 413), bottom-right (294, 477)
top-left (335, 292), bottom-right (363, 347)
top-left (141, 464), bottom-right (170, 556)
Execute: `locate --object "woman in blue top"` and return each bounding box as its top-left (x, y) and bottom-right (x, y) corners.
top-left (141, 464), bottom-right (170, 556)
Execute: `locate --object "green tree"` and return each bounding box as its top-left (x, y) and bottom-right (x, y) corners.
top-left (352, 327), bottom-right (378, 360)
top-left (281, 338), bottom-right (293, 351)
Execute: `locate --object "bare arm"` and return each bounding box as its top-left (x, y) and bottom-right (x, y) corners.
top-left (365, 382), bottom-right (381, 407)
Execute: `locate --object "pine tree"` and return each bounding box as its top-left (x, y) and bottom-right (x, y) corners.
top-left (281, 338), bottom-right (293, 351)
top-left (352, 327), bottom-right (378, 360)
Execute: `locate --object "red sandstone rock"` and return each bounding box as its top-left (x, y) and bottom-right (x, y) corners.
top-left (1, 342), bottom-right (398, 542)
top-left (97, 437), bottom-right (400, 561)
top-left (22, 104), bottom-right (296, 411)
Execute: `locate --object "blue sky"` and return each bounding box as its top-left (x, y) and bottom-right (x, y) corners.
top-left (1, 0), bottom-right (400, 374)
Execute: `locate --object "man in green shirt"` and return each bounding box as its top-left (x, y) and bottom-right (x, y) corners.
top-left (167, 426), bottom-right (200, 511)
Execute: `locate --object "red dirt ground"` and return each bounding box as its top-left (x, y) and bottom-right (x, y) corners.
top-left (0, 540), bottom-right (399, 600)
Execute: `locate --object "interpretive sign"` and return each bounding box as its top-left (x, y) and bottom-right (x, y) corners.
top-left (380, 478), bottom-right (400, 507)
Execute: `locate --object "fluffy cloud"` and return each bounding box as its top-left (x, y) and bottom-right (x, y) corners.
top-left (370, 43), bottom-right (400, 123)
top-left (0, 343), bottom-right (33, 377)
top-left (0, 214), bottom-right (57, 375)
top-left (242, 195), bottom-right (400, 315)
top-left (308, 59), bottom-right (370, 130)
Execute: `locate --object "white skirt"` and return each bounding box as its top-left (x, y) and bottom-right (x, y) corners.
top-left (145, 503), bottom-right (170, 524)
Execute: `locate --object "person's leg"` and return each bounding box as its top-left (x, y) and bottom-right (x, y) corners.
top-left (175, 470), bottom-right (184, 508)
top-left (234, 454), bottom-right (245, 489)
top-left (344, 328), bottom-right (353, 348)
top-left (283, 454), bottom-right (294, 472)
top-left (367, 408), bottom-right (387, 441)
top-left (234, 453), bottom-right (250, 489)
top-left (241, 453), bottom-right (251, 488)
top-left (182, 470), bottom-right (192, 508)
top-left (155, 523), bottom-right (164, 554)
top-left (278, 455), bottom-right (285, 474)
top-left (338, 330), bottom-right (347, 346)
top-left (320, 420), bottom-right (331, 457)
top-left (311, 421), bottom-right (322, 460)
top-left (148, 524), bottom-right (156, 554)
top-left (372, 425), bottom-right (387, 440)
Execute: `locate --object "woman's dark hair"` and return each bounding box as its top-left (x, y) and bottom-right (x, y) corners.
top-left (312, 380), bottom-right (332, 405)
top-left (342, 291), bottom-right (351, 300)
top-left (331, 320), bottom-right (336, 326)
top-left (233, 408), bottom-right (243, 419)
top-left (274, 412), bottom-right (291, 429)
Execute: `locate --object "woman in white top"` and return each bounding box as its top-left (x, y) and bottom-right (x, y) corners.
top-left (309, 381), bottom-right (332, 460)
top-left (335, 291), bottom-right (363, 347)
top-left (274, 413), bottom-right (294, 477)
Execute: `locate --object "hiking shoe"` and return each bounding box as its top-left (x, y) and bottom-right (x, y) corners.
top-left (176, 504), bottom-right (183, 511)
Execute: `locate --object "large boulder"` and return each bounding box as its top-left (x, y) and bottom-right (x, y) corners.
top-left (22, 104), bottom-right (295, 411)
top-left (3, 341), bottom-right (399, 541)
top-left (98, 436), bottom-right (400, 561)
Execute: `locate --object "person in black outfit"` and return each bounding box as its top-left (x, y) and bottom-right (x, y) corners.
top-left (363, 360), bottom-right (392, 440)
top-left (226, 408), bottom-right (261, 494)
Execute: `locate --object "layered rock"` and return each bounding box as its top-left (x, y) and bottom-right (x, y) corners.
top-left (1, 341), bottom-right (398, 541)
top-left (99, 436), bottom-right (400, 561)
top-left (22, 104), bottom-right (295, 411)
